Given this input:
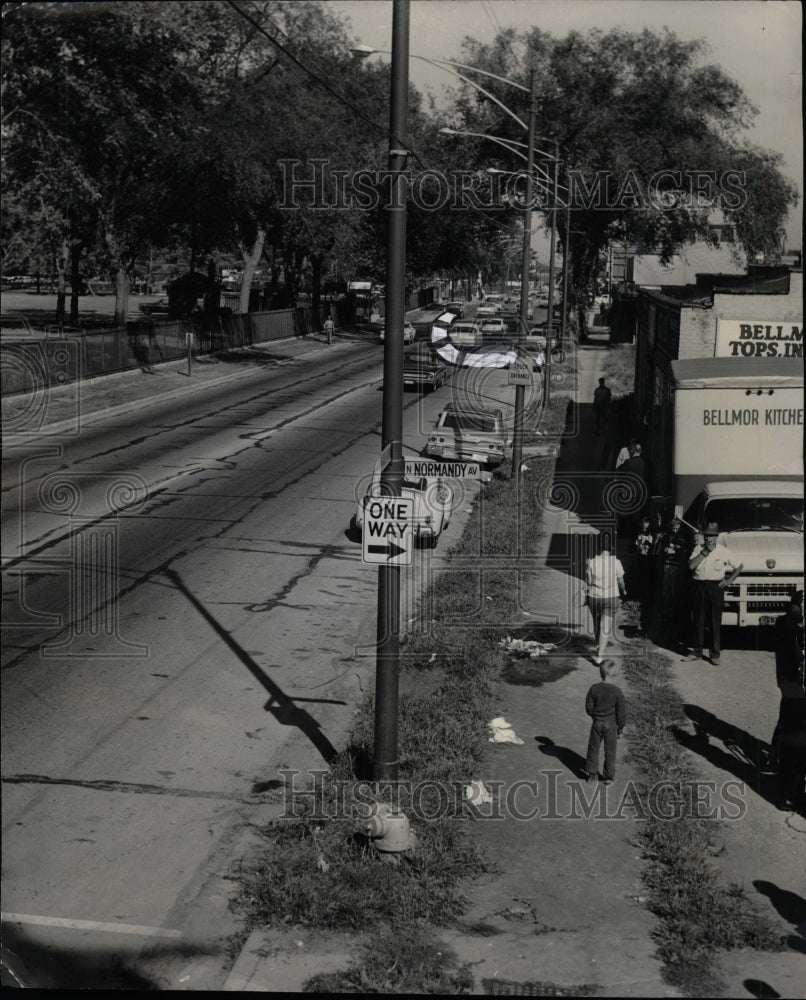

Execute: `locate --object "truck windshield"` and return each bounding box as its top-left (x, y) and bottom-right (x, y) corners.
top-left (704, 498), bottom-right (804, 533)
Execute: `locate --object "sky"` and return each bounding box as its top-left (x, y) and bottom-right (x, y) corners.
top-left (328, 0), bottom-right (803, 250)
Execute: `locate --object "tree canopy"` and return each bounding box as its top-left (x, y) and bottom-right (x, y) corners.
top-left (1, 5), bottom-right (798, 323)
top-left (447, 24), bottom-right (798, 306)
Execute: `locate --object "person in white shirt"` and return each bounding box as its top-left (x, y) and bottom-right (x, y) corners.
top-left (682, 522), bottom-right (743, 665)
top-left (615, 436), bottom-right (639, 470)
top-left (585, 534), bottom-right (627, 665)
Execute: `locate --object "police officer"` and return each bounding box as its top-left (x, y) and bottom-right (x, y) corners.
top-left (682, 522), bottom-right (743, 665)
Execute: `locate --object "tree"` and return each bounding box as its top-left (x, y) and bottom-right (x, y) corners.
top-left (2, 2), bottom-right (200, 323)
top-left (445, 26), bottom-right (798, 308)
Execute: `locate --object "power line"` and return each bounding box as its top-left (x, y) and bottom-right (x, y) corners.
top-left (224, 0), bottom-right (427, 167)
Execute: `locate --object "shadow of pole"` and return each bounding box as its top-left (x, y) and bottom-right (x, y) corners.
top-left (163, 569), bottom-right (342, 764)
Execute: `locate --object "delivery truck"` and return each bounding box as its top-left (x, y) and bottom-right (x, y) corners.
top-left (667, 357), bottom-right (803, 627)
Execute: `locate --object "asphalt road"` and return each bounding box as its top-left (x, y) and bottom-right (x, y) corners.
top-left (1, 338), bottom-right (513, 987)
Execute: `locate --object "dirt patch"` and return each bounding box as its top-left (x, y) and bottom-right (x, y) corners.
top-left (502, 655), bottom-right (578, 687)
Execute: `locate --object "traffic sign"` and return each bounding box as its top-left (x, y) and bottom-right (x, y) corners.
top-left (362, 496), bottom-right (414, 565)
top-left (508, 360), bottom-right (532, 385)
top-left (404, 458), bottom-right (481, 479)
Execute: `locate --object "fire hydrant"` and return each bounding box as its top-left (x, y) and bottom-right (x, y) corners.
top-left (363, 803), bottom-right (414, 853)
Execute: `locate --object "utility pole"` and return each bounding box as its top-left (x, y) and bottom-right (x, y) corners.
top-left (560, 186), bottom-right (570, 350)
top-left (511, 67), bottom-right (537, 485)
top-left (373, 0), bottom-right (409, 783)
top-left (542, 142), bottom-right (558, 408)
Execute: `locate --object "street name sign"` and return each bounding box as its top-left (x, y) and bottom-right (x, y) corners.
top-left (362, 496), bottom-right (414, 565)
top-left (508, 360), bottom-right (532, 385)
top-left (404, 459), bottom-right (481, 479)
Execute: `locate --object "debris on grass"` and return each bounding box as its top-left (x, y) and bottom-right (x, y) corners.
top-left (498, 635), bottom-right (558, 658)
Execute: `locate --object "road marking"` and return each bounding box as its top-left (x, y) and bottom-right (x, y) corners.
top-left (1, 912), bottom-right (182, 938)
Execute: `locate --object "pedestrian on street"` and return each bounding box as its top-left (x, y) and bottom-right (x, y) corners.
top-left (323, 316), bottom-right (335, 344)
top-left (682, 522), bottom-right (743, 665)
top-left (615, 436), bottom-right (639, 470)
top-left (777, 700), bottom-right (806, 813)
top-left (584, 659), bottom-right (627, 785)
top-left (616, 443), bottom-right (646, 533)
top-left (632, 515), bottom-right (655, 603)
top-left (585, 534), bottom-right (627, 665)
top-left (653, 515), bottom-right (690, 646)
top-left (592, 377), bottom-right (611, 435)
top-left (768, 591), bottom-right (805, 778)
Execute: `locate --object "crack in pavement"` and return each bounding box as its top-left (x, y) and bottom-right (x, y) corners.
top-left (2, 773), bottom-right (277, 804)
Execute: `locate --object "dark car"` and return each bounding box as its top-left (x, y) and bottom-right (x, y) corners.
top-left (138, 297), bottom-right (170, 317)
top-left (444, 300), bottom-right (465, 319)
top-left (403, 351), bottom-right (448, 392)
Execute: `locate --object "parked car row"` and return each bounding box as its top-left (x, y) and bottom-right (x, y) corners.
top-left (353, 336), bottom-right (512, 550)
top-left (378, 320), bottom-right (416, 344)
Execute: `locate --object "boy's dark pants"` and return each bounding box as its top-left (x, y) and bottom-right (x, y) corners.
top-left (586, 716), bottom-right (618, 780)
top-left (691, 579), bottom-right (723, 656)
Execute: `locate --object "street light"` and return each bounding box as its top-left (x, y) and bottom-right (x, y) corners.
top-left (352, 45), bottom-right (529, 132)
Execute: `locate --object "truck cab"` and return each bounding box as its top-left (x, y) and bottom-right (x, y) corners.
top-left (664, 358), bottom-right (804, 628)
top-left (681, 481), bottom-right (804, 626)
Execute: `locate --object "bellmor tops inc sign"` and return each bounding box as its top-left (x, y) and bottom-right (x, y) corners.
top-left (715, 318), bottom-right (803, 359)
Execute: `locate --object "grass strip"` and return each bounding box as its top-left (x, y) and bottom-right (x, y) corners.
top-left (620, 610), bottom-right (785, 995)
top-left (228, 390), bottom-right (573, 990)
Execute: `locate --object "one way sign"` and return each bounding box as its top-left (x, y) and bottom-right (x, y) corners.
top-left (362, 496), bottom-right (414, 565)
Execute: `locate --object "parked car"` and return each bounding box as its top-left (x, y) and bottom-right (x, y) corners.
top-left (379, 320), bottom-right (416, 344)
top-left (403, 351), bottom-right (448, 392)
top-left (501, 316), bottom-right (522, 336)
top-left (138, 297), bottom-right (170, 317)
top-left (426, 404), bottom-right (509, 468)
top-left (444, 300), bottom-right (465, 318)
top-left (479, 318), bottom-right (507, 340)
top-left (353, 470), bottom-right (452, 549)
top-left (448, 321), bottom-right (481, 349)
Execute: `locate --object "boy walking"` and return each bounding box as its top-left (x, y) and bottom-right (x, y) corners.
top-left (584, 660), bottom-right (627, 784)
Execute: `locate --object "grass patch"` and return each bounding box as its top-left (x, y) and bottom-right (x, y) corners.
top-left (620, 627), bottom-right (786, 995)
top-left (302, 924), bottom-right (474, 993)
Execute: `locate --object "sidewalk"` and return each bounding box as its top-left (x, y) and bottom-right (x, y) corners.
top-left (223, 344), bottom-right (679, 996)
top-left (1, 304), bottom-right (440, 437)
top-left (1, 334), bottom-right (357, 439)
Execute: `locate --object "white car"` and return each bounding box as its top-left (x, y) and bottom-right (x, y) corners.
top-left (379, 321), bottom-right (416, 344)
top-left (448, 322), bottom-right (481, 349)
top-left (479, 318), bottom-right (507, 340)
top-left (353, 471), bottom-right (452, 549)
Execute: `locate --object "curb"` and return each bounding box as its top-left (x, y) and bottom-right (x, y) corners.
top-left (222, 928), bottom-right (359, 992)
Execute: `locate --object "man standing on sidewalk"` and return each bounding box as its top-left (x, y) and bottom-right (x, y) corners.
top-left (323, 316), bottom-right (335, 344)
top-left (592, 377), bottom-right (612, 435)
top-left (683, 522), bottom-right (743, 665)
